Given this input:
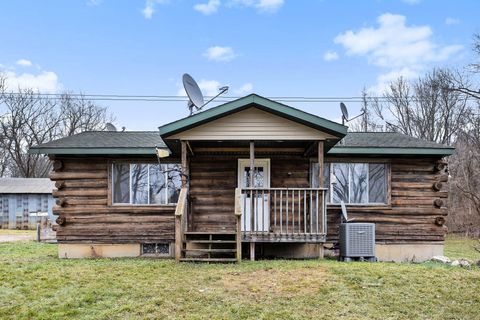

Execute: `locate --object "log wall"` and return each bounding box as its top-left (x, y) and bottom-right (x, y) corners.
top-left (51, 157), bottom-right (176, 243)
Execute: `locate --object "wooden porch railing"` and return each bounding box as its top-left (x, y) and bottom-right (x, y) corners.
top-left (174, 188), bottom-right (188, 262)
top-left (238, 187), bottom-right (327, 242)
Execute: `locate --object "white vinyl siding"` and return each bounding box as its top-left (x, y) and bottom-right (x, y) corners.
top-left (168, 107), bottom-right (336, 140)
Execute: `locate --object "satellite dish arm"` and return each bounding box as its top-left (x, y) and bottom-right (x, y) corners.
top-left (196, 86), bottom-right (229, 112)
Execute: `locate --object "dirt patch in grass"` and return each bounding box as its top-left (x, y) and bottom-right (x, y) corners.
top-left (221, 266), bottom-right (328, 299)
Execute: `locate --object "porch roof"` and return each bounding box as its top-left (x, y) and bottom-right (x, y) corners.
top-left (158, 94), bottom-right (348, 139)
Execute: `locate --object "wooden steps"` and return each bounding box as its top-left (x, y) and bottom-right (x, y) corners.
top-left (180, 231), bottom-right (239, 263)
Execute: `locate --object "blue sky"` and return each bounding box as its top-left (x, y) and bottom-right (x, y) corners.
top-left (0, 0), bottom-right (478, 130)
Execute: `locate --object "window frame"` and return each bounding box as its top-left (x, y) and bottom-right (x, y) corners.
top-left (109, 161), bottom-right (181, 207)
top-left (310, 159), bottom-right (391, 207)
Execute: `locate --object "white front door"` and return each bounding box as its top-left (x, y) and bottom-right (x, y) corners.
top-left (238, 159), bottom-right (270, 232)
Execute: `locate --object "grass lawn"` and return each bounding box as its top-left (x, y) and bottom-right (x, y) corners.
top-left (0, 237), bottom-right (479, 319)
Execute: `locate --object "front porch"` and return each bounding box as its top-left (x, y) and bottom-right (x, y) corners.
top-left (173, 139), bottom-right (328, 262)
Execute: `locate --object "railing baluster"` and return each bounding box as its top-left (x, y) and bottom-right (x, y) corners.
top-left (298, 190), bottom-right (301, 234)
top-left (285, 190), bottom-right (289, 236)
top-left (242, 190), bottom-right (248, 232)
top-left (280, 190), bottom-right (283, 234)
top-left (309, 190), bottom-right (313, 236)
top-left (274, 190), bottom-right (277, 232)
top-left (292, 190), bottom-right (295, 236)
top-left (321, 189), bottom-right (325, 235)
top-left (303, 190), bottom-right (307, 235)
top-left (262, 189), bottom-right (265, 234)
top-left (316, 190), bottom-right (319, 235)
top-left (250, 189), bottom-right (254, 234)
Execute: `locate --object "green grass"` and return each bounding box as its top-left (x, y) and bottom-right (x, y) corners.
top-left (445, 235), bottom-right (480, 261)
top-left (1, 239), bottom-right (479, 320)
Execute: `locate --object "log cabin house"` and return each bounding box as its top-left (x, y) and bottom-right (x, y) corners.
top-left (29, 94), bottom-right (454, 262)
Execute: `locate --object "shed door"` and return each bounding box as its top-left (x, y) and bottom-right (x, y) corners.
top-left (238, 159), bottom-right (270, 232)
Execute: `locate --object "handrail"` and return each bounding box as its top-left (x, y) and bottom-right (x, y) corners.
top-left (175, 188), bottom-right (188, 262)
top-left (175, 188), bottom-right (188, 217)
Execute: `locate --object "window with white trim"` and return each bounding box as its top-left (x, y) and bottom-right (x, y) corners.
top-left (112, 163), bottom-right (181, 205)
top-left (311, 162), bottom-right (388, 204)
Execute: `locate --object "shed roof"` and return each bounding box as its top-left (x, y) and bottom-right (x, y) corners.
top-left (29, 131), bottom-right (166, 155)
top-left (0, 178), bottom-right (55, 194)
top-left (159, 94), bottom-right (348, 139)
top-left (329, 132), bottom-right (454, 156)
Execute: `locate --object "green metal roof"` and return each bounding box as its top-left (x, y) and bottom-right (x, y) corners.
top-left (158, 94), bottom-right (348, 138)
top-left (29, 131), bottom-right (166, 155)
top-left (328, 132), bottom-right (454, 156)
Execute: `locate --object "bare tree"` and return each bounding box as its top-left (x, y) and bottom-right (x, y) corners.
top-left (0, 73), bottom-right (113, 178)
top-left (347, 88), bottom-right (384, 132)
top-left (374, 69), bottom-right (471, 145)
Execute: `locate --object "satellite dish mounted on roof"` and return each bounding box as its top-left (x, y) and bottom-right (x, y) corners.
top-left (182, 73), bottom-right (229, 116)
top-left (339, 102), bottom-right (365, 125)
top-left (105, 123), bottom-right (117, 132)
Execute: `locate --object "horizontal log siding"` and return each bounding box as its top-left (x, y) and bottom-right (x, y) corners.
top-left (51, 157), bottom-right (175, 243)
top-left (189, 156), bottom-right (237, 232)
top-left (50, 155), bottom-right (447, 245)
top-left (325, 157), bottom-right (448, 243)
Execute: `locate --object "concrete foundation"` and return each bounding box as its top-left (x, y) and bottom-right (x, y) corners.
top-left (375, 243), bottom-right (444, 262)
top-left (260, 243), bottom-right (323, 259)
top-left (58, 243), bottom-right (141, 259)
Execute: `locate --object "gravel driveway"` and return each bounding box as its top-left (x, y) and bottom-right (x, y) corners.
top-left (0, 233), bottom-right (34, 242)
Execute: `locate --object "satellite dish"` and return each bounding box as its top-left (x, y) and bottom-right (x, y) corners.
top-left (339, 102), bottom-right (365, 126)
top-left (183, 73), bottom-right (204, 113)
top-left (105, 123), bottom-right (117, 132)
top-left (340, 102), bottom-right (349, 123)
top-left (182, 73), bottom-right (229, 116)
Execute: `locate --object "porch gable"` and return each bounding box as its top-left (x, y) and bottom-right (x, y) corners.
top-left (166, 107), bottom-right (338, 141)
top-left (159, 94), bottom-right (347, 141)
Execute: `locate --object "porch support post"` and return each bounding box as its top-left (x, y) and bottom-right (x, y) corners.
top-left (181, 140), bottom-right (190, 230)
top-left (249, 140), bottom-right (255, 261)
top-left (318, 140), bottom-right (325, 259)
top-left (318, 141), bottom-right (324, 188)
top-left (181, 140), bottom-right (188, 188)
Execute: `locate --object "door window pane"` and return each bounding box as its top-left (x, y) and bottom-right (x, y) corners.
top-left (131, 164), bottom-right (149, 204)
top-left (332, 163), bottom-right (349, 203)
top-left (149, 164), bottom-right (166, 204)
top-left (113, 163), bottom-right (130, 203)
top-left (244, 167), bottom-right (264, 187)
top-left (369, 163), bottom-right (387, 203)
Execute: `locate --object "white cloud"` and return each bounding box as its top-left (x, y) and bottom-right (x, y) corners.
top-left (87, 0), bottom-right (102, 6)
top-left (234, 83), bottom-right (253, 95)
top-left (256, 0), bottom-right (284, 12)
top-left (323, 51), bottom-right (339, 61)
top-left (142, 0), bottom-right (168, 19)
top-left (177, 79), bottom-right (222, 97)
top-left (402, 0), bottom-right (421, 4)
top-left (368, 67), bottom-right (419, 94)
top-left (16, 59), bottom-right (32, 67)
top-left (2, 70), bottom-right (62, 93)
top-left (194, 0), bottom-right (221, 15)
top-left (203, 46), bottom-right (237, 62)
top-left (445, 17), bottom-right (460, 25)
top-left (334, 13), bottom-right (463, 92)
top-left (231, 0), bottom-right (284, 13)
